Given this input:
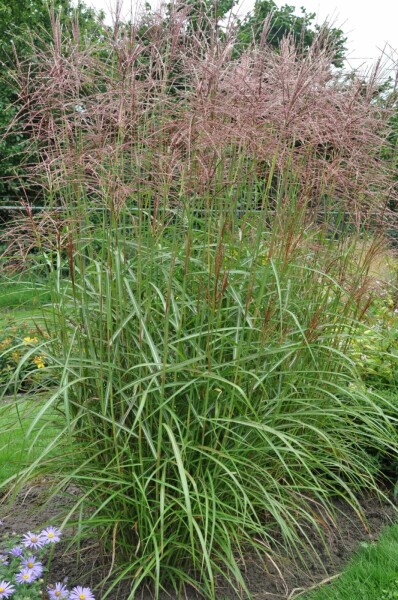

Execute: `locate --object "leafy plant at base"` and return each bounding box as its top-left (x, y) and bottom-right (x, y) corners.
top-left (0, 522), bottom-right (96, 599)
top-left (348, 291), bottom-right (398, 388)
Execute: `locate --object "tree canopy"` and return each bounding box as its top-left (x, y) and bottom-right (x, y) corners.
top-left (181, 0), bottom-right (347, 66)
top-left (236, 1), bottom-right (346, 67)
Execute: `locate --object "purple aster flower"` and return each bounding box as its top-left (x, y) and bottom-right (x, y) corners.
top-left (9, 546), bottom-right (23, 557)
top-left (21, 532), bottom-right (45, 550)
top-left (0, 580), bottom-right (14, 599)
top-left (21, 556), bottom-right (43, 578)
top-left (69, 586), bottom-right (95, 600)
top-left (40, 526), bottom-right (62, 544)
top-left (47, 582), bottom-right (70, 599)
top-left (0, 555), bottom-right (8, 566)
top-left (15, 568), bottom-right (37, 584)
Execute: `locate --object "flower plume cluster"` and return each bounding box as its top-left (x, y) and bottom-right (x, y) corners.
top-left (3, 1), bottom-right (395, 255)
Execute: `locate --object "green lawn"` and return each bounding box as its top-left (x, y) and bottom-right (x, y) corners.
top-left (0, 307), bottom-right (45, 330)
top-left (0, 395), bottom-right (62, 486)
top-left (0, 273), bottom-right (58, 486)
top-left (0, 270), bottom-right (51, 332)
top-left (305, 524), bottom-right (398, 600)
top-left (0, 276), bottom-right (50, 312)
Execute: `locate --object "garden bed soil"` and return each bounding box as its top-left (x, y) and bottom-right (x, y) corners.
top-left (0, 483), bottom-right (396, 599)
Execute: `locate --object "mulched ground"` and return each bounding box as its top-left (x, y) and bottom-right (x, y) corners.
top-left (0, 482), bottom-right (396, 599)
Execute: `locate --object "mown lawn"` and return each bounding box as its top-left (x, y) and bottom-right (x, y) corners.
top-left (0, 272), bottom-right (59, 486)
top-left (0, 274), bottom-right (50, 312)
top-left (305, 524), bottom-right (398, 600)
top-left (0, 395), bottom-right (62, 486)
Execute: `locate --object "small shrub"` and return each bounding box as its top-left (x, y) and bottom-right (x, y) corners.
top-left (348, 293), bottom-right (398, 388)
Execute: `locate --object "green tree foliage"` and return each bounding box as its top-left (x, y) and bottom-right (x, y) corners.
top-left (236, 1), bottom-right (346, 66)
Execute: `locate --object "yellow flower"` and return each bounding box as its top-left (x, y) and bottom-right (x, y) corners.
top-left (23, 336), bottom-right (38, 345)
top-left (11, 350), bottom-right (21, 362)
top-left (32, 355), bottom-right (45, 369)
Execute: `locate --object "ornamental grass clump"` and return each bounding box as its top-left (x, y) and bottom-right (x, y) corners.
top-left (2, 3), bottom-right (398, 599)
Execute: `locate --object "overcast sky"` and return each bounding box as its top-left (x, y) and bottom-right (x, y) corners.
top-left (84, 0), bottom-right (397, 73)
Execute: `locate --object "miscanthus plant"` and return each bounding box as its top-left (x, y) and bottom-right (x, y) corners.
top-left (1, 4), bottom-right (398, 599)
top-left (0, 522), bottom-right (95, 600)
